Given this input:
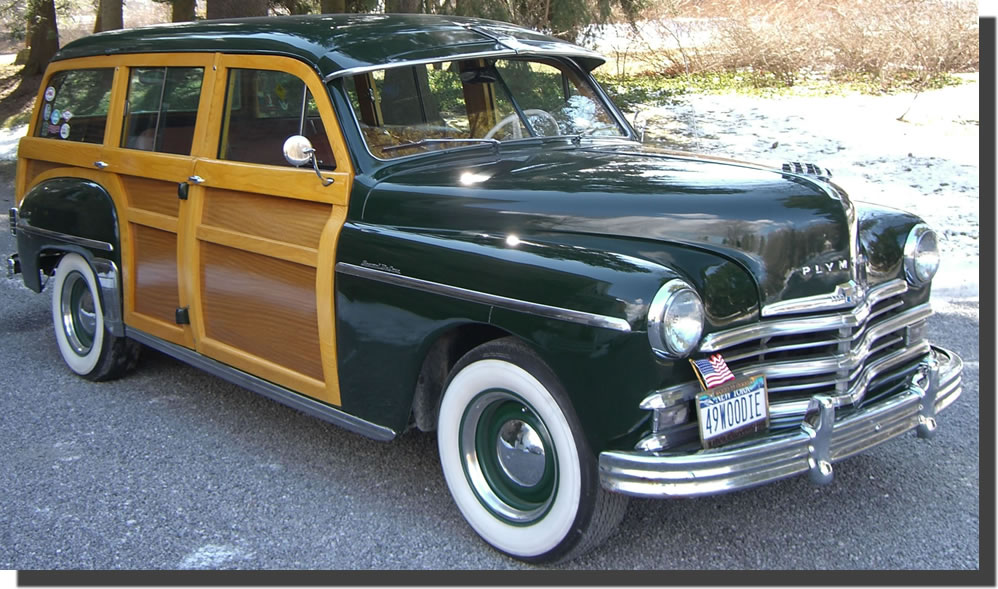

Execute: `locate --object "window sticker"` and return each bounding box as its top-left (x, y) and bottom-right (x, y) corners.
top-left (43, 104), bottom-right (52, 124)
top-left (59, 123), bottom-right (70, 139)
top-left (62, 110), bottom-right (73, 121)
top-left (44, 86), bottom-right (56, 102)
top-left (50, 109), bottom-right (61, 125)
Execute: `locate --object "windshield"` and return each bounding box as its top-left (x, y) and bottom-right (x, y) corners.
top-left (342, 57), bottom-right (628, 159)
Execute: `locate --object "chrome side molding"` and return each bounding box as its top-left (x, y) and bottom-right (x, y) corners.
top-left (336, 261), bottom-right (632, 333)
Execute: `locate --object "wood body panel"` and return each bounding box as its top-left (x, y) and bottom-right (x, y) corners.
top-left (121, 176), bottom-right (182, 217)
top-left (201, 189), bottom-right (331, 248)
top-left (19, 52), bottom-right (355, 409)
top-left (200, 242), bottom-right (324, 382)
top-left (131, 224), bottom-right (181, 324)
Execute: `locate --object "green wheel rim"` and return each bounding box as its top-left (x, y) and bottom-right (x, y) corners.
top-left (460, 389), bottom-right (557, 525)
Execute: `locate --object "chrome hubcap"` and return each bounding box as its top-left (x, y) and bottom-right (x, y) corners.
top-left (496, 419), bottom-right (546, 487)
top-left (60, 272), bottom-right (96, 356)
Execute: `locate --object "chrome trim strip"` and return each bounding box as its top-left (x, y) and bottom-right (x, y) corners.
top-left (730, 306), bottom-right (931, 381)
top-left (125, 327), bottom-right (397, 442)
top-left (700, 280), bottom-right (909, 353)
top-left (600, 346), bottom-right (961, 498)
top-left (336, 262), bottom-right (632, 332)
top-left (16, 222), bottom-right (114, 252)
top-left (325, 50), bottom-right (516, 81)
top-left (762, 279), bottom-right (869, 317)
top-left (324, 46), bottom-right (605, 82)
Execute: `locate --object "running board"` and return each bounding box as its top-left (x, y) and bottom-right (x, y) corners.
top-left (125, 327), bottom-right (397, 442)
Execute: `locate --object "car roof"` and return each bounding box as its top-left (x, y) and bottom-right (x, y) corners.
top-left (53, 13), bottom-right (607, 77)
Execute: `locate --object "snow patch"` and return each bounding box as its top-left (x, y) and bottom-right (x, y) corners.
top-left (178, 543), bottom-right (252, 569)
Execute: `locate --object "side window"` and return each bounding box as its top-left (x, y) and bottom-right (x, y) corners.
top-left (35, 68), bottom-right (114, 144)
top-left (121, 67), bottom-right (204, 155)
top-left (219, 69), bottom-right (334, 169)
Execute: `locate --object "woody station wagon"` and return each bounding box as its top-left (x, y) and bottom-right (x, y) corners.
top-left (7, 14), bottom-right (963, 562)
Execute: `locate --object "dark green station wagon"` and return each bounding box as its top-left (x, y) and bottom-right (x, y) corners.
top-left (7, 14), bottom-right (962, 562)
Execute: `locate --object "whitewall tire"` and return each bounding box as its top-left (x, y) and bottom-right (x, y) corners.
top-left (437, 338), bottom-right (627, 563)
top-left (50, 253), bottom-right (139, 381)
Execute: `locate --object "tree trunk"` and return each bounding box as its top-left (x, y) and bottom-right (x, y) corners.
top-left (320, 0), bottom-right (345, 12)
top-left (24, 0), bottom-right (59, 76)
top-left (385, 0), bottom-right (420, 13)
top-left (207, 0), bottom-right (268, 19)
top-left (94, 0), bottom-right (124, 32)
top-left (173, 0), bottom-right (197, 22)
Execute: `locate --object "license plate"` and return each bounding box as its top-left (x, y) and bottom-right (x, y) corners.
top-left (696, 374), bottom-right (769, 448)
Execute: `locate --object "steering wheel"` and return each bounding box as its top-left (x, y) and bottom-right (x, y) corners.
top-left (484, 109), bottom-right (559, 140)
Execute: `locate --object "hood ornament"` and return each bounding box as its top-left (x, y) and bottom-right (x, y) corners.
top-left (762, 280), bottom-right (867, 317)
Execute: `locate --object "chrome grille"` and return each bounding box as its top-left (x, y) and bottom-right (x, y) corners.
top-left (701, 279), bottom-right (930, 421)
top-left (637, 279), bottom-right (937, 451)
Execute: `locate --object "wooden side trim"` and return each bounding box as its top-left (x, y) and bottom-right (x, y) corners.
top-left (128, 209), bottom-right (178, 233)
top-left (18, 137), bottom-right (102, 170)
top-left (315, 205), bottom-right (348, 406)
top-left (196, 225), bottom-right (319, 267)
top-left (194, 159), bottom-right (351, 204)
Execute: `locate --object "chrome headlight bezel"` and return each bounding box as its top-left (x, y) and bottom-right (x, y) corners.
top-left (648, 279), bottom-right (705, 358)
top-left (903, 224), bottom-right (940, 287)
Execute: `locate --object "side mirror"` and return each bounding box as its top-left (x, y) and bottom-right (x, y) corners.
top-left (283, 135), bottom-right (334, 186)
top-left (283, 134), bottom-right (315, 167)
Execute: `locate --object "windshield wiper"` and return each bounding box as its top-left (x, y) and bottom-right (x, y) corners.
top-left (381, 138), bottom-right (500, 154)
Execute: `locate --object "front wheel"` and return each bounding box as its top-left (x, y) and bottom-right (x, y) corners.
top-left (437, 338), bottom-right (627, 563)
top-left (51, 253), bottom-right (140, 381)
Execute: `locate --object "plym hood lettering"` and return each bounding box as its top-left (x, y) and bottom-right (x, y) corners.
top-left (361, 146), bottom-right (855, 309)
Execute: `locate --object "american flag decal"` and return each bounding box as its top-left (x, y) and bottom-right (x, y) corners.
top-left (690, 354), bottom-right (736, 389)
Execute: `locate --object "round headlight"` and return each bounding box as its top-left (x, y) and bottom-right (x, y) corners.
top-left (903, 224), bottom-right (940, 287)
top-left (648, 279), bottom-right (705, 358)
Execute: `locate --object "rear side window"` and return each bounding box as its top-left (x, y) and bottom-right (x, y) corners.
top-left (218, 69), bottom-right (335, 169)
top-left (35, 69), bottom-right (115, 144)
top-left (121, 67), bottom-right (204, 155)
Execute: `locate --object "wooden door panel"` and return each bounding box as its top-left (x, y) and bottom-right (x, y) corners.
top-left (200, 242), bottom-right (325, 382)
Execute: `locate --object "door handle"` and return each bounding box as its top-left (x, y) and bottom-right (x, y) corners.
top-left (188, 175), bottom-right (205, 184)
top-left (94, 161), bottom-right (108, 169)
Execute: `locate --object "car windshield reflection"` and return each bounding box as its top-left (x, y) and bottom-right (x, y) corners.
top-left (342, 57), bottom-right (628, 159)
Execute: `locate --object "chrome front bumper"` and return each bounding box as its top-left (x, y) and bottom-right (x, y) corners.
top-left (599, 346), bottom-right (962, 498)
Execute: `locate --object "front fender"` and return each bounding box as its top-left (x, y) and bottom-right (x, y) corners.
top-left (333, 222), bottom-right (758, 452)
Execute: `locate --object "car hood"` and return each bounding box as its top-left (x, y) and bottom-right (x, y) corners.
top-left (361, 144), bottom-right (858, 309)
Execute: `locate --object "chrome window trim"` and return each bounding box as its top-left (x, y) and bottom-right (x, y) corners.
top-left (325, 50), bottom-right (515, 82)
top-left (336, 261), bottom-right (632, 333)
top-left (16, 222), bottom-right (114, 252)
top-left (701, 279), bottom-right (909, 353)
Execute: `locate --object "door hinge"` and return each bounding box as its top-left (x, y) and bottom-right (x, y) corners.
top-left (178, 182), bottom-right (189, 200)
top-left (175, 307), bottom-right (190, 325)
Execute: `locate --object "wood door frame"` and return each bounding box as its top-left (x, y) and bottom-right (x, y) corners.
top-left (187, 54), bottom-right (354, 406)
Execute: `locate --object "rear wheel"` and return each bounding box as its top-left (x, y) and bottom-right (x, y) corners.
top-left (51, 253), bottom-right (140, 381)
top-left (437, 338), bottom-right (627, 563)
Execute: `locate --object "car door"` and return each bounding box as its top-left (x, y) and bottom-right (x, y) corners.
top-left (186, 55), bottom-right (353, 407)
top-left (101, 54), bottom-right (216, 349)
